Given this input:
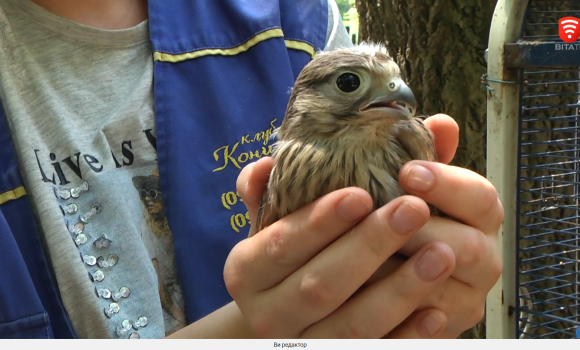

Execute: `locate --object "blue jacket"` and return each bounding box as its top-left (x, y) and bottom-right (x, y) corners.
top-left (0, 0), bottom-right (328, 338)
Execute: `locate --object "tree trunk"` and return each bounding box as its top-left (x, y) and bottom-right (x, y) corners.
top-left (356, 0), bottom-right (497, 338)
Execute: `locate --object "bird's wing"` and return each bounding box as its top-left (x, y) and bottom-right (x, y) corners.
top-left (248, 191), bottom-right (266, 237)
top-left (397, 116), bottom-right (438, 162)
top-left (416, 117), bottom-right (438, 162)
top-left (247, 182), bottom-right (279, 238)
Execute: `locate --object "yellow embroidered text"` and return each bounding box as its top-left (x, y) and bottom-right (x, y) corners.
top-left (220, 189), bottom-right (251, 233)
top-left (221, 191), bottom-right (243, 210)
top-left (212, 118), bottom-right (278, 172)
top-left (230, 211), bottom-right (251, 234)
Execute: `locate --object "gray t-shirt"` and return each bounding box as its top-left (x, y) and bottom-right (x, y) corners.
top-left (0, 0), bottom-right (352, 339)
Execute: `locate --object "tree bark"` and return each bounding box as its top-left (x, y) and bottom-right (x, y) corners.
top-left (356, 0), bottom-right (497, 338)
top-left (356, 0), bottom-right (496, 174)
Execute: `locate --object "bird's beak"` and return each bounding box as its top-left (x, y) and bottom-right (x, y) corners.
top-left (360, 79), bottom-right (417, 120)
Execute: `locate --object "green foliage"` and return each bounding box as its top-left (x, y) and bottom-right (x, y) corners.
top-left (334, 0), bottom-right (352, 17)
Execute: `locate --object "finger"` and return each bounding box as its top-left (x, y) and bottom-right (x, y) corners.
top-left (224, 187), bottom-right (373, 296)
top-left (260, 196), bottom-right (430, 337)
top-left (236, 157), bottom-right (275, 222)
top-left (418, 277), bottom-right (486, 334)
top-left (398, 160), bottom-right (504, 234)
top-left (364, 253), bottom-right (406, 287)
top-left (365, 246), bottom-right (489, 332)
top-left (400, 216), bottom-right (502, 289)
top-left (423, 114), bottom-right (459, 165)
top-left (387, 309), bottom-right (448, 339)
top-left (366, 253), bottom-right (486, 335)
top-left (302, 242), bottom-right (455, 338)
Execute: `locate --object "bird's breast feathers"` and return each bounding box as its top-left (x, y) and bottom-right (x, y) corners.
top-left (252, 118), bottom-right (435, 234)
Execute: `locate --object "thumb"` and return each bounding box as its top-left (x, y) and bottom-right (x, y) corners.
top-left (235, 156), bottom-right (274, 227)
top-left (423, 114), bottom-right (459, 165)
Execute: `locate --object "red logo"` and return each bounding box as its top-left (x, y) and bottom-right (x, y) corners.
top-left (560, 17), bottom-right (580, 43)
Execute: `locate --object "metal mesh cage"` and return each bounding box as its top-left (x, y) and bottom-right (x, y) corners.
top-left (516, 0), bottom-right (580, 339)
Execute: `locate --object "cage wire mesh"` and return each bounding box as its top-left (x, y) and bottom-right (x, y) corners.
top-left (516, 0), bottom-right (580, 339)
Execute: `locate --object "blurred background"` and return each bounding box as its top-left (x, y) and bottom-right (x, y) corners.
top-left (336, 0), bottom-right (360, 44)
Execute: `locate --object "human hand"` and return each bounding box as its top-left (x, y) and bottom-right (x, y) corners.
top-left (224, 115), bottom-right (465, 338)
top-left (226, 114), bottom-right (502, 338)
top-left (226, 172), bottom-right (455, 337)
top-left (367, 115), bottom-right (503, 338)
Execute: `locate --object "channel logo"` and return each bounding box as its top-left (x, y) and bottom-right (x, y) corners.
top-left (559, 17), bottom-right (580, 43)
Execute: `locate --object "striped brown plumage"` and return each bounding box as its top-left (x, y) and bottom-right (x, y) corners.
top-left (248, 44), bottom-right (437, 237)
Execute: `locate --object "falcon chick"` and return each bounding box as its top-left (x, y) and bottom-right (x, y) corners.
top-left (249, 43), bottom-right (437, 237)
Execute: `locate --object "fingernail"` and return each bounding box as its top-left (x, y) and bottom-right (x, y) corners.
top-left (388, 201), bottom-right (424, 235)
top-left (336, 193), bottom-right (371, 222)
top-left (405, 164), bottom-right (434, 192)
top-left (414, 244), bottom-right (449, 282)
top-left (417, 312), bottom-right (444, 338)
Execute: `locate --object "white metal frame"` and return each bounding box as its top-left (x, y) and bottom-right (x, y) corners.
top-left (485, 0), bottom-right (529, 339)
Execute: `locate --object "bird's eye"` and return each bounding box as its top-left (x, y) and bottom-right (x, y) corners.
top-left (388, 80), bottom-right (401, 91)
top-left (336, 73), bottom-right (360, 93)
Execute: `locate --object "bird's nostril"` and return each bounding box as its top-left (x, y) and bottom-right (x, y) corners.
top-left (394, 101), bottom-right (407, 109)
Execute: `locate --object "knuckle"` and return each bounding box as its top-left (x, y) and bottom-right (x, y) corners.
top-left (457, 231), bottom-right (503, 286)
top-left (477, 182), bottom-right (501, 224)
top-left (251, 314), bottom-right (280, 339)
top-left (489, 251), bottom-right (503, 282)
top-left (430, 290), bottom-right (455, 314)
top-left (456, 229), bottom-right (487, 271)
top-left (223, 266), bottom-right (244, 298)
top-left (299, 273), bottom-right (335, 306)
top-left (264, 225), bottom-right (292, 268)
top-left (223, 241), bottom-right (253, 298)
top-left (390, 268), bottom-right (421, 300)
top-left (467, 303), bottom-right (486, 328)
top-left (223, 244), bottom-right (245, 298)
top-left (306, 205), bottom-right (330, 232)
top-left (223, 258), bottom-right (246, 299)
top-left (334, 320), bottom-right (367, 339)
top-left (492, 197), bottom-right (505, 230)
top-left (357, 225), bottom-right (389, 261)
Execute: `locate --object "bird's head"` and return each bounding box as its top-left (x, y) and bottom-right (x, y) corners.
top-left (279, 43), bottom-right (417, 140)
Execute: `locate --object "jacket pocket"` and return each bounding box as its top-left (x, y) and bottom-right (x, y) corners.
top-left (0, 312), bottom-right (53, 339)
